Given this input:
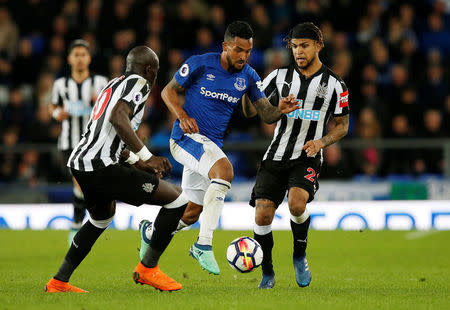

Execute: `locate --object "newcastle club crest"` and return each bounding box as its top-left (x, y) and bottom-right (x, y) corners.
top-left (315, 82), bottom-right (328, 99)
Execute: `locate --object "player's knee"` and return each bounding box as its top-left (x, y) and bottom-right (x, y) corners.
top-left (209, 158), bottom-right (234, 183)
top-left (289, 201), bottom-right (307, 217)
top-left (255, 201), bottom-right (276, 226)
top-left (255, 211), bottom-right (273, 226)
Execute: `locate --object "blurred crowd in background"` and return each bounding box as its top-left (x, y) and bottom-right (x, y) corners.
top-left (0, 0), bottom-right (449, 187)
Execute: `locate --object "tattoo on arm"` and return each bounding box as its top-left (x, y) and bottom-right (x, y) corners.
top-left (252, 98), bottom-right (282, 124)
top-left (168, 78), bottom-right (185, 93)
top-left (320, 114), bottom-right (349, 147)
top-left (241, 94), bottom-right (257, 118)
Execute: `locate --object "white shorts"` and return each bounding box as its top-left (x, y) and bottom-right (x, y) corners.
top-left (170, 133), bottom-right (227, 205)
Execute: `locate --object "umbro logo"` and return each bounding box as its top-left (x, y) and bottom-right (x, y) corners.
top-left (206, 74), bottom-right (215, 81)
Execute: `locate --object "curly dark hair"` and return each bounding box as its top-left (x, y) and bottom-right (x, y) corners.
top-left (284, 22), bottom-right (324, 47)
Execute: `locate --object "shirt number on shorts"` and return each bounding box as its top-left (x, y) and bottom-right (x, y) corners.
top-left (304, 167), bottom-right (316, 182)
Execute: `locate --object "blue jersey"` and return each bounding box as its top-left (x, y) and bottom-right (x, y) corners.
top-left (171, 53), bottom-right (265, 148)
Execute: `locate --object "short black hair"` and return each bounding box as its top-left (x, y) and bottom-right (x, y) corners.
top-left (68, 39), bottom-right (90, 54)
top-left (224, 21), bottom-right (253, 41)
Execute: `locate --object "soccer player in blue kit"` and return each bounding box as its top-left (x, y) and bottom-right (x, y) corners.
top-left (139, 21), bottom-right (299, 274)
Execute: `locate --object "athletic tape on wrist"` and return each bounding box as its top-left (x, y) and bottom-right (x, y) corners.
top-left (136, 146), bottom-right (152, 161)
top-left (52, 107), bottom-right (61, 119)
top-left (125, 151), bottom-right (139, 165)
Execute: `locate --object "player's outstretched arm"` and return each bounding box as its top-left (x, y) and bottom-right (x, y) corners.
top-left (161, 77), bottom-right (199, 134)
top-left (302, 114), bottom-right (349, 157)
top-left (252, 94), bottom-right (299, 124)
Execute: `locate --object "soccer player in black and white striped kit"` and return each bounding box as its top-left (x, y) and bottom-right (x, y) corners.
top-left (48, 39), bottom-right (108, 244)
top-left (45, 46), bottom-right (188, 293)
top-left (249, 23), bottom-right (350, 289)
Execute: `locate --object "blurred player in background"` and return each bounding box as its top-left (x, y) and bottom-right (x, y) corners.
top-left (139, 21), bottom-right (299, 275)
top-left (45, 46), bottom-right (188, 293)
top-left (250, 22), bottom-right (350, 289)
top-left (48, 39), bottom-right (108, 245)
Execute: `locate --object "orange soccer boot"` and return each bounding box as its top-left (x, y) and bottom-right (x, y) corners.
top-left (44, 278), bottom-right (88, 293)
top-left (133, 262), bottom-right (182, 291)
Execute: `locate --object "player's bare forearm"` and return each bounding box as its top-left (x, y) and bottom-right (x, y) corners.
top-left (241, 94), bottom-right (257, 118)
top-left (109, 100), bottom-right (145, 153)
top-left (252, 97), bottom-right (283, 124)
top-left (162, 77), bottom-right (199, 133)
top-left (320, 114), bottom-right (349, 147)
top-left (252, 95), bottom-right (299, 123)
top-left (161, 77), bottom-right (187, 118)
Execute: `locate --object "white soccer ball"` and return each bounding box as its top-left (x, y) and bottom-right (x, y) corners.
top-left (226, 236), bottom-right (263, 273)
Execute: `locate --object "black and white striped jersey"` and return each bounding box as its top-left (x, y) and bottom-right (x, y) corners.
top-left (68, 73), bottom-right (151, 171)
top-left (51, 74), bottom-right (108, 150)
top-left (262, 64), bottom-right (349, 162)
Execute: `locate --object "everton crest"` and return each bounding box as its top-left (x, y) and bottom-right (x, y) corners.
top-left (234, 77), bottom-right (246, 91)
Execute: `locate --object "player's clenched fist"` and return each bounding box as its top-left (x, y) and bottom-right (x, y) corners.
top-left (179, 116), bottom-right (199, 134)
top-left (302, 139), bottom-right (325, 157)
top-left (278, 94), bottom-right (300, 114)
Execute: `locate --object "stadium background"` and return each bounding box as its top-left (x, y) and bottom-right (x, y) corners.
top-left (0, 0), bottom-right (449, 230)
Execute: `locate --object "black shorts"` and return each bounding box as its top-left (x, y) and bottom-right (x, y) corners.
top-left (71, 164), bottom-right (160, 216)
top-left (250, 157), bottom-right (321, 208)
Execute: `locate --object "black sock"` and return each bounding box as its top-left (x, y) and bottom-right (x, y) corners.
top-left (254, 231), bottom-right (274, 275)
top-left (290, 216), bottom-right (311, 258)
top-left (73, 196), bottom-right (87, 225)
top-left (141, 247), bottom-right (163, 268)
top-left (142, 204), bottom-right (187, 267)
top-left (54, 221), bottom-right (105, 282)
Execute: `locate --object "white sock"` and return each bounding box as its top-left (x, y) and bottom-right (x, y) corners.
top-left (290, 208), bottom-right (310, 224)
top-left (176, 219), bottom-right (189, 232)
top-left (197, 179), bottom-right (231, 246)
top-left (254, 223), bottom-right (272, 235)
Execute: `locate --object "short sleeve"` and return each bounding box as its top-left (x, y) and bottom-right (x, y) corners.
top-left (51, 79), bottom-right (63, 106)
top-left (174, 55), bottom-right (204, 89)
top-left (261, 69), bottom-right (278, 106)
top-left (246, 68), bottom-right (266, 102)
top-left (333, 80), bottom-right (349, 116)
top-left (120, 77), bottom-right (149, 110)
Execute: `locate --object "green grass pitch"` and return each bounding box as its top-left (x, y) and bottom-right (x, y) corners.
top-left (0, 229), bottom-right (449, 310)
